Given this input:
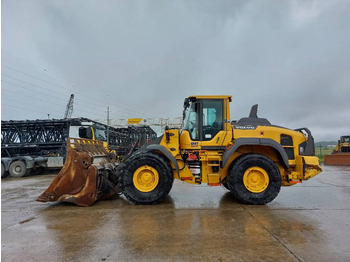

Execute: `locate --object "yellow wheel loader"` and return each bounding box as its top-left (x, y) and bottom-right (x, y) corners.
top-left (38, 95), bottom-right (322, 206)
top-left (324, 135), bottom-right (350, 166)
top-left (119, 95), bottom-right (322, 205)
top-left (336, 136), bottom-right (350, 152)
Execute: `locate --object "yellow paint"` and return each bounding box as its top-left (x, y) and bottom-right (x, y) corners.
top-left (243, 166), bottom-right (269, 193)
top-left (128, 118), bottom-right (143, 124)
top-left (91, 127), bottom-right (95, 140)
top-left (336, 136), bottom-right (350, 152)
top-left (207, 173), bottom-right (221, 184)
top-left (153, 95), bottom-right (322, 187)
top-left (133, 165), bottom-right (159, 192)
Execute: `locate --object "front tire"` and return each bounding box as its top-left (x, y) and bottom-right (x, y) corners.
top-left (121, 152), bottom-right (174, 204)
top-left (228, 154), bottom-right (281, 205)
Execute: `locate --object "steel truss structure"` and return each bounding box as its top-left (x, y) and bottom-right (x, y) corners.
top-left (1, 118), bottom-right (157, 158)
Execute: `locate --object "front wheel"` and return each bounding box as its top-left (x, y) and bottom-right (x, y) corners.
top-left (120, 152), bottom-right (174, 204)
top-left (228, 154), bottom-right (281, 205)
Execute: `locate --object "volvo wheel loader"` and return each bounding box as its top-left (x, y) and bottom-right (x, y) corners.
top-left (119, 95), bottom-right (322, 205)
top-left (37, 95), bottom-right (322, 206)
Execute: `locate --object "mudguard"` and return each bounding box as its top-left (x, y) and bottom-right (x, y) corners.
top-left (222, 138), bottom-right (289, 169)
top-left (146, 144), bottom-right (179, 174)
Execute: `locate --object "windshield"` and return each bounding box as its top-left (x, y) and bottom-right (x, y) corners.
top-left (342, 137), bottom-right (350, 143)
top-left (183, 102), bottom-right (199, 140)
top-left (94, 128), bottom-right (106, 141)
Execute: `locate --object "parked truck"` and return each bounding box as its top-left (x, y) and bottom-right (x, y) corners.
top-left (1, 118), bottom-right (156, 178)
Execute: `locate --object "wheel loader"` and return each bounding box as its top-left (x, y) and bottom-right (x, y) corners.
top-left (336, 136), bottom-right (350, 153)
top-left (37, 95), bottom-right (322, 206)
top-left (119, 95), bottom-right (322, 205)
top-left (324, 135), bottom-right (350, 166)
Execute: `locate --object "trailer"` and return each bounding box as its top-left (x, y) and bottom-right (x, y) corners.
top-left (1, 118), bottom-right (156, 178)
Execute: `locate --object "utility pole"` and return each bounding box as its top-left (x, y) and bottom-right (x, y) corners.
top-left (106, 106), bottom-right (110, 144)
top-left (319, 144), bottom-right (322, 157)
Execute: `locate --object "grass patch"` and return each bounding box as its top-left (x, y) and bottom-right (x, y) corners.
top-left (316, 147), bottom-right (334, 163)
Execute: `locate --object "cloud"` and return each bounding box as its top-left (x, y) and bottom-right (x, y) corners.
top-left (2, 0), bottom-right (350, 141)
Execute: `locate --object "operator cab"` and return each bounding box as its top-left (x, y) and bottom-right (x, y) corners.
top-left (182, 96), bottom-right (231, 145)
top-left (77, 124), bottom-right (107, 141)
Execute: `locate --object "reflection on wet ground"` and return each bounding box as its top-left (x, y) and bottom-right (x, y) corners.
top-left (2, 165), bottom-right (350, 261)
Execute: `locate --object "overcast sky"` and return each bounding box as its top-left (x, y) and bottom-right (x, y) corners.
top-left (2, 0), bottom-right (350, 141)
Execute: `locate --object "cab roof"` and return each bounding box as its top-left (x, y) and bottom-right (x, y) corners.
top-left (188, 95), bottom-right (232, 102)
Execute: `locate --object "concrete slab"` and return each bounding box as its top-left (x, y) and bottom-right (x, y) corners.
top-left (2, 165), bottom-right (350, 261)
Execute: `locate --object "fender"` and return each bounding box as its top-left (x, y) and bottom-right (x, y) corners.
top-left (222, 138), bottom-right (289, 169)
top-left (146, 144), bottom-right (179, 174)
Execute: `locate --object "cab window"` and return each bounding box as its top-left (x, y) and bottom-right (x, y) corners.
top-left (202, 100), bottom-right (223, 141)
top-left (183, 102), bottom-right (200, 140)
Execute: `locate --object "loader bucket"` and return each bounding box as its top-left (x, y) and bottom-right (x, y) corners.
top-left (37, 138), bottom-right (119, 206)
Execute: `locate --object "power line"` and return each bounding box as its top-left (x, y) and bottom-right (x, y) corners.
top-left (4, 97), bottom-right (64, 115)
top-left (2, 53), bottom-right (67, 84)
top-left (4, 88), bottom-right (103, 118)
top-left (2, 103), bottom-right (61, 118)
top-left (2, 75), bottom-right (135, 118)
top-left (2, 87), bottom-right (66, 108)
top-left (2, 65), bottom-right (154, 117)
top-left (1, 80), bottom-right (122, 118)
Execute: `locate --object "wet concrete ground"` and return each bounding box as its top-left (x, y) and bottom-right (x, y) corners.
top-left (2, 165), bottom-right (350, 262)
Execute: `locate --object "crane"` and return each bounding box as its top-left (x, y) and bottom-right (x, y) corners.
top-left (64, 94), bottom-right (74, 119)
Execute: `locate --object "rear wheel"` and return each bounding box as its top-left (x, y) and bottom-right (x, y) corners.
top-left (228, 154), bottom-right (281, 205)
top-left (9, 161), bottom-right (31, 178)
top-left (121, 152), bottom-right (174, 204)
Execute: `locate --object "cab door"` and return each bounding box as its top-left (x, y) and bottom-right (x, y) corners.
top-left (200, 99), bottom-right (225, 146)
top-left (180, 98), bottom-right (230, 149)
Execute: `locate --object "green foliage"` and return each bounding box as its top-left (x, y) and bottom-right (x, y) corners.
top-left (315, 141), bottom-right (337, 148)
top-left (315, 147), bottom-right (334, 163)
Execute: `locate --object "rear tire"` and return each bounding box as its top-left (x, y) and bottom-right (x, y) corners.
top-left (9, 160), bottom-right (31, 178)
top-left (121, 152), bottom-right (174, 204)
top-left (228, 154), bottom-right (281, 205)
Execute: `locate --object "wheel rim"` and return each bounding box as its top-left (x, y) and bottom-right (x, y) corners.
top-left (243, 166), bottom-right (269, 193)
top-left (133, 165), bottom-right (159, 192)
top-left (15, 165), bottom-right (22, 174)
